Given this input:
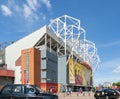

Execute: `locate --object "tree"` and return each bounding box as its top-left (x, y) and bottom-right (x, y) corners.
top-left (112, 81), bottom-right (120, 87)
top-left (116, 82), bottom-right (120, 86)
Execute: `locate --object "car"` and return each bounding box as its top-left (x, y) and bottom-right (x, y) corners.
top-left (94, 88), bottom-right (119, 99)
top-left (0, 84), bottom-right (58, 99)
top-left (115, 88), bottom-right (120, 94)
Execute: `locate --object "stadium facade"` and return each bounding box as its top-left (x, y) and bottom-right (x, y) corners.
top-left (0, 15), bottom-right (100, 92)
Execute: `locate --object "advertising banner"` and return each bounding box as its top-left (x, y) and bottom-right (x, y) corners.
top-left (68, 58), bottom-right (92, 86)
top-left (68, 58), bottom-right (75, 83)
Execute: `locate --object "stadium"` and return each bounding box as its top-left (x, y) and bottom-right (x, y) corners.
top-left (0, 15), bottom-right (100, 92)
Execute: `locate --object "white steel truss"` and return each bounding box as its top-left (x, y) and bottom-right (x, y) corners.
top-left (79, 39), bottom-right (100, 72)
top-left (48, 15), bottom-right (100, 72)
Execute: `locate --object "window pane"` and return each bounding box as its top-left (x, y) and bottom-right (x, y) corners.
top-left (2, 86), bottom-right (12, 94)
top-left (12, 86), bottom-right (24, 93)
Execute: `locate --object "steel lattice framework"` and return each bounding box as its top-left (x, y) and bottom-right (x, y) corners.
top-left (48, 15), bottom-right (100, 72)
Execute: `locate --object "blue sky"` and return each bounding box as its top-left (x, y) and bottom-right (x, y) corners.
top-left (0, 0), bottom-right (120, 85)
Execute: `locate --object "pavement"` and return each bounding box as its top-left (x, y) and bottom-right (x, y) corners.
top-left (58, 92), bottom-right (120, 99)
top-left (58, 92), bottom-right (95, 99)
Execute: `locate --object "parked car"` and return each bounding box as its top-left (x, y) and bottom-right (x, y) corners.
top-left (115, 88), bottom-right (120, 94)
top-left (0, 84), bottom-right (58, 99)
top-left (94, 88), bottom-right (119, 99)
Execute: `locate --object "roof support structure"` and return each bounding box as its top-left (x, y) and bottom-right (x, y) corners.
top-left (48, 15), bottom-right (100, 72)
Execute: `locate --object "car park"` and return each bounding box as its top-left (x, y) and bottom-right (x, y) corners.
top-left (0, 84), bottom-right (58, 99)
top-left (94, 88), bottom-right (119, 99)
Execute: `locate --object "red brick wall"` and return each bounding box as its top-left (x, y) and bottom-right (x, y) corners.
top-left (34, 48), bottom-right (41, 86)
top-left (0, 69), bottom-right (14, 77)
top-left (21, 48), bottom-right (40, 87)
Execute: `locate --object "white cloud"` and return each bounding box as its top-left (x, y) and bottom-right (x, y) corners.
top-left (14, 5), bottom-right (21, 13)
top-left (41, 0), bottom-right (51, 9)
top-left (1, 5), bottom-right (12, 16)
top-left (40, 13), bottom-right (46, 20)
top-left (94, 58), bottom-right (120, 84)
top-left (94, 76), bottom-right (120, 85)
top-left (113, 65), bottom-right (120, 73)
top-left (99, 40), bottom-right (120, 48)
top-left (0, 0), bottom-right (52, 22)
top-left (22, 0), bottom-right (40, 22)
top-left (23, 4), bottom-right (32, 18)
top-left (100, 58), bottom-right (120, 68)
top-left (26, 0), bottom-right (39, 11)
top-left (23, 4), bottom-right (40, 22)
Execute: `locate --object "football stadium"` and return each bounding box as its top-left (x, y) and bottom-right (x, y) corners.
top-left (0, 15), bottom-right (100, 92)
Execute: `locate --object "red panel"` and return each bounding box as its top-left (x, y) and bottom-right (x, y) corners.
top-left (0, 69), bottom-right (14, 77)
top-left (40, 83), bottom-right (46, 91)
top-left (24, 70), bottom-right (26, 84)
top-left (41, 82), bottom-right (58, 92)
top-left (15, 56), bottom-right (21, 66)
top-left (82, 61), bottom-right (92, 70)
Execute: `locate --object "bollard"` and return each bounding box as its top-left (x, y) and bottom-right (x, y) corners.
top-left (83, 92), bottom-right (85, 96)
top-left (106, 96), bottom-right (108, 99)
top-left (77, 92), bottom-right (78, 96)
top-left (88, 92), bottom-right (90, 96)
top-left (64, 92), bottom-right (66, 97)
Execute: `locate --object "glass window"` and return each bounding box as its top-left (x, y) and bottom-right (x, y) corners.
top-left (42, 69), bottom-right (47, 71)
top-left (1, 85), bottom-right (12, 94)
top-left (26, 86), bottom-right (35, 94)
top-left (12, 86), bottom-right (24, 93)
